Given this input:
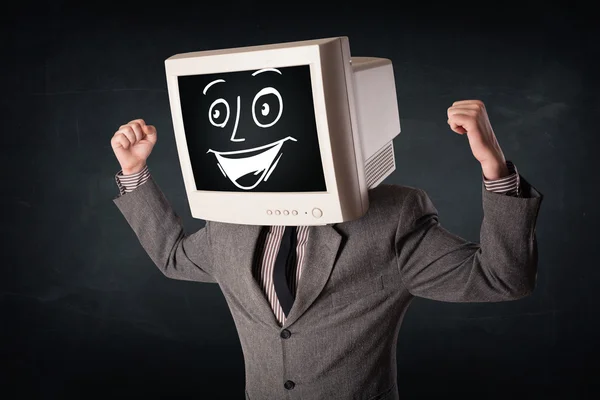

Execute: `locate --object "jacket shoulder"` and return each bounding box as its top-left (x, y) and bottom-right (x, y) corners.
top-left (367, 183), bottom-right (422, 207)
top-left (366, 183), bottom-right (436, 220)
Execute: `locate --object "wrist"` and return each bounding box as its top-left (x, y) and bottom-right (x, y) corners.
top-left (122, 163), bottom-right (146, 175)
top-left (481, 160), bottom-right (509, 180)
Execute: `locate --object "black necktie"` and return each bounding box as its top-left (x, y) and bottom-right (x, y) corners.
top-left (273, 226), bottom-right (297, 317)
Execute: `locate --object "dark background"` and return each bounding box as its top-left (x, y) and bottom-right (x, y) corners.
top-left (2, 1), bottom-right (597, 398)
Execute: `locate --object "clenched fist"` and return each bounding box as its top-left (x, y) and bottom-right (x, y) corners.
top-left (447, 100), bottom-right (509, 180)
top-left (111, 119), bottom-right (157, 175)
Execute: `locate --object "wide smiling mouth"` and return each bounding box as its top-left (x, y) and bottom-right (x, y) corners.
top-left (207, 136), bottom-right (296, 158)
top-left (206, 136), bottom-right (297, 190)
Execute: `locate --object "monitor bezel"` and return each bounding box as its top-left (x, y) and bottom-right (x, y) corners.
top-left (165, 37), bottom-right (367, 225)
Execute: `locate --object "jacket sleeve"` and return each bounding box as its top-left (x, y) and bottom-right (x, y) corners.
top-left (395, 175), bottom-right (543, 302)
top-left (113, 174), bottom-right (217, 283)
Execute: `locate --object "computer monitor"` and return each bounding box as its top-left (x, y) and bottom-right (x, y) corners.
top-left (164, 36), bottom-right (400, 226)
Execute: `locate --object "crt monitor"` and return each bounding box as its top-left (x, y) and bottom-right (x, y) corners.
top-left (164, 36), bottom-right (400, 226)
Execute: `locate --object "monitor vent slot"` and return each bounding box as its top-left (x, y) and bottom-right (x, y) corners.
top-left (364, 142), bottom-right (395, 189)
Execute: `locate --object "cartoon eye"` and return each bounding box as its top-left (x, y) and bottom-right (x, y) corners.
top-left (252, 87), bottom-right (282, 128)
top-left (208, 98), bottom-right (230, 128)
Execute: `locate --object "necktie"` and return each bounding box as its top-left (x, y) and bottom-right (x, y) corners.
top-left (273, 226), bottom-right (297, 317)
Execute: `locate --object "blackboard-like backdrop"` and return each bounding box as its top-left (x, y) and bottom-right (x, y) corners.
top-left (2, 1), bottom-right (597, 398)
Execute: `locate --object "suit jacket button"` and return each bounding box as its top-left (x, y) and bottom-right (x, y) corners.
top-left (280, 329), bottom-right (291, 339)
top-left (284, 380), bottom-right (295, 390)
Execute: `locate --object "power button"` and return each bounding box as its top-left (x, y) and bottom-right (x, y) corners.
top-left (312, 208), bottom-right (323, 218)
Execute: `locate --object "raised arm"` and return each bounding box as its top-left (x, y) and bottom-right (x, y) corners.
top-left (396, 178), bottom-right (542, 302)
top-left (395, 100), bottom-right (543, 302)
top-left (110, 119), bottom-right (217, 283)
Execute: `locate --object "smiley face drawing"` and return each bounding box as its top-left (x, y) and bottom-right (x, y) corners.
top-left (204, 68), bottom-right (296, 190)
top-left (178, 65), bottom-right (327, 193)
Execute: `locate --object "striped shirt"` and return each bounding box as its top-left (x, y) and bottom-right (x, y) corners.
top-left (115, 161), bottom-right (519, 326)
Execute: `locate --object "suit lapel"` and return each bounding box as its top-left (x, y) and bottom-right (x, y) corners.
top-left (234, 225), bottom-right (282, 328)
top-left (283, 224), bottom-right (342, 327)
top-left (233, 223), bottom-right (342, 329)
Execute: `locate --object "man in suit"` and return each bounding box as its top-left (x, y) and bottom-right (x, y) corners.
top-left (110, 100), bottom-right (542, 400)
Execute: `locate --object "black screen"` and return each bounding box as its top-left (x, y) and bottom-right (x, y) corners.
top-left (178, 65), bottom-right (327, 192)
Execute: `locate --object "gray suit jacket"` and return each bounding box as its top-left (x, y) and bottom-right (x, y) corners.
top-left (113, 175), bottom-right (542, 400)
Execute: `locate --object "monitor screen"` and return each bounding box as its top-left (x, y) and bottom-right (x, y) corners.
top-left (178, 65), bottom-right (327, 192)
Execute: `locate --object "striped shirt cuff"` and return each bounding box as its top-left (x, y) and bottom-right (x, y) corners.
top-left (115, 165), bottom-right (151, 196)
top-left (483, 161), bottom-right (520, 197)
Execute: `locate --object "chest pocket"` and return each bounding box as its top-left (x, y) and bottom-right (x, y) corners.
top-left (330, 272), bottom-right (402, 308)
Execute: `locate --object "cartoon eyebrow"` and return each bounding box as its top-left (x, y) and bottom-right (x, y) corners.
top-left (203, 79), bottom-right (225, 95)
top-left (252, 68), bottom-right (282, 76)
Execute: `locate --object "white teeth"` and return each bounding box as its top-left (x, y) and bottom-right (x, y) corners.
top-left (208, 137), bottom-right (296, 190)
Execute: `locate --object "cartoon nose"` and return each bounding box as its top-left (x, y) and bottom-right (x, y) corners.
top-left (229, 96), bottom-right (244, 142)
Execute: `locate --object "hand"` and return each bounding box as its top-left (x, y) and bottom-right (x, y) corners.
top-left (447, 100), bottom-right (509, 180)
top-left (111, 119), bottom-right (157, 175)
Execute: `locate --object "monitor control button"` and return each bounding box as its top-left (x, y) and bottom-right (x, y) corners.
top-left (312, 208), bottom-right (323, 218)
top-left (292, 210), bottom-right (298, 216)
top-left (267, 210), bottom-right (272, 215)
top-left (283, 210), bottom-right (289, 215)
top-left (275, 210), bottom-right (281, 215)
